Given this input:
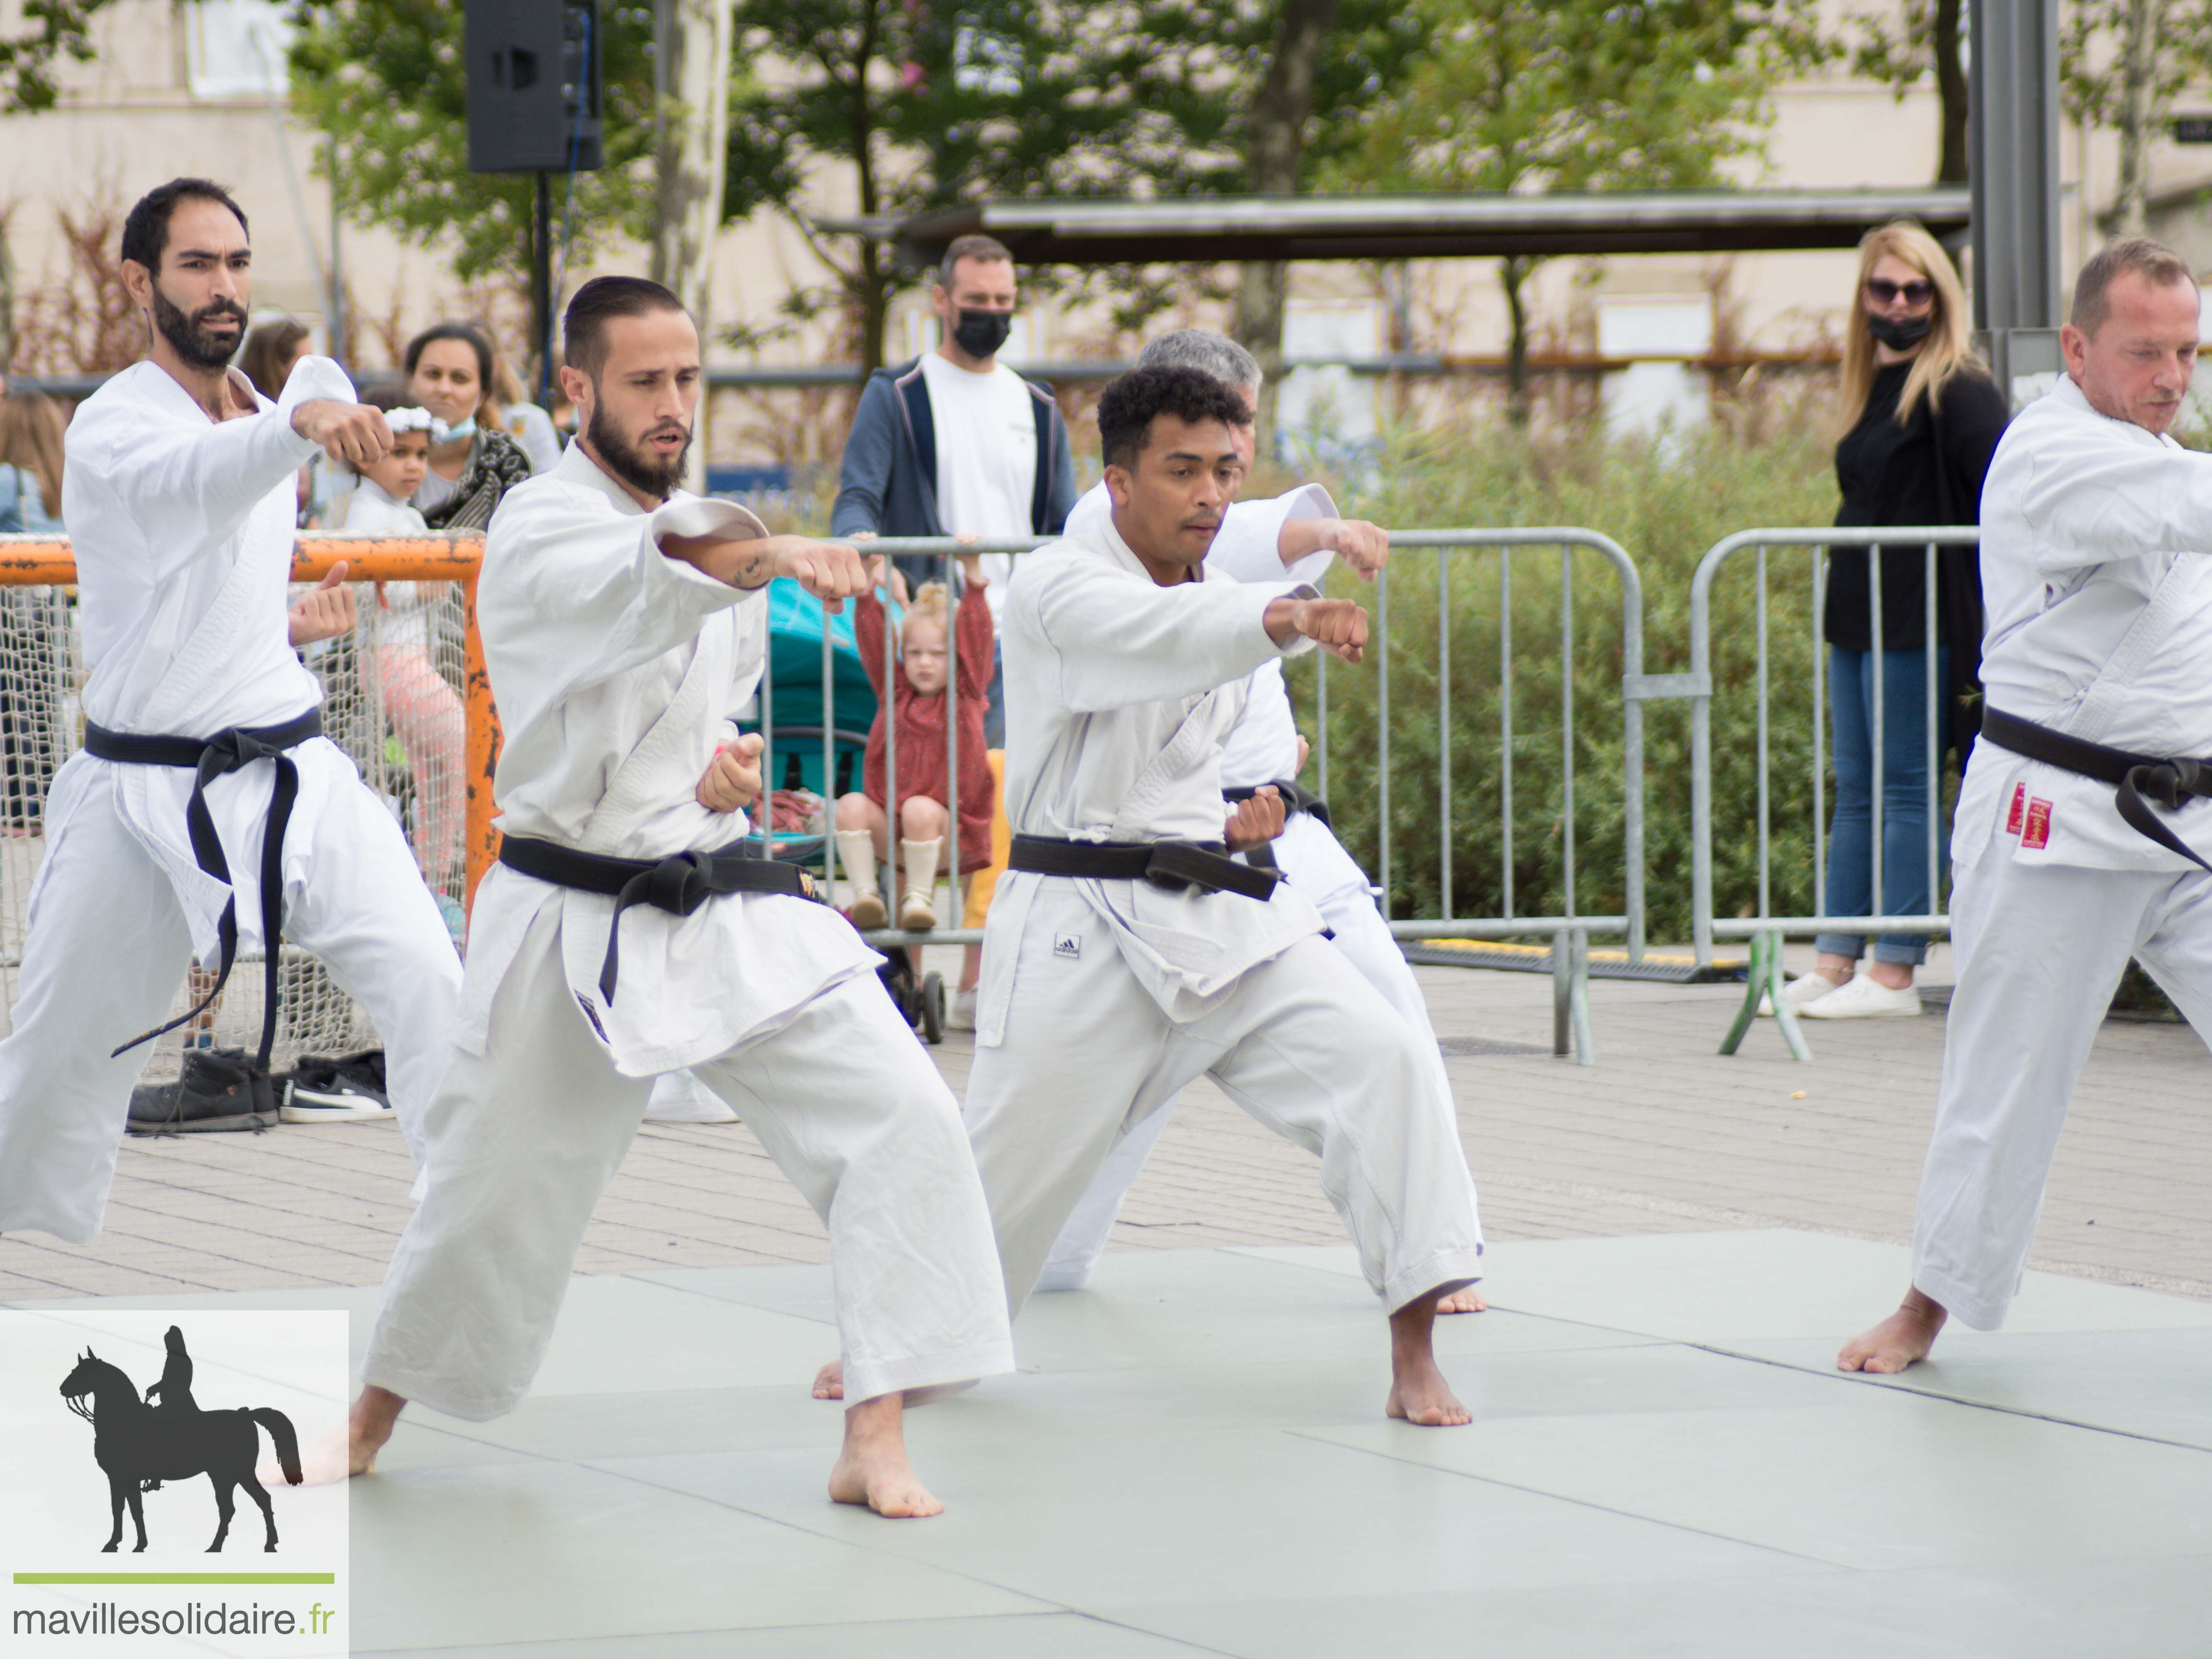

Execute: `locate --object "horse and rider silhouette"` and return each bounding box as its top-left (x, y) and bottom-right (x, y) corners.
top-left (59, 1326), bottom-right (302, 1554)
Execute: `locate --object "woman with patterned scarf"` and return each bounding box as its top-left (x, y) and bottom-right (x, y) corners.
top-left (404, 322), bottom-right (535, 532)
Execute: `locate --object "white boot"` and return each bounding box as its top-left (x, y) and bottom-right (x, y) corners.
top-left (899, 837), bottom-right (942, 930)
top-left (838, 830), bottom-right (886, 929)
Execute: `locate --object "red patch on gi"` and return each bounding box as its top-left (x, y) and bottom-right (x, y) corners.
top-left (2005, 782), bottom-right (2026, 835)
top-left (2022, 797), bottom-right (2053, 851)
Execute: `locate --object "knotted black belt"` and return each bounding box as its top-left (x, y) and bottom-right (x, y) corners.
top-left (498, 835), bottom-right (817, 1004)
top-left (1980, 707), bottom-right (2212, 874)
top-left (1223, 779), bottom-right (1330, 872)
top-left (1007, 834), bottom-right (1283, 901)
top-left (85, 708), bottom-right (324, 1069)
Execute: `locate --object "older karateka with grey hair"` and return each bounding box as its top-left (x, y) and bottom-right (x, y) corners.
top-left (1037, 329), bottom-right (1484, 1314)
top-left (0, 178), bottom-right (460, 1242)
top-left (347, 277), bottom-right (1010, 1520)
top-left (1844, 238), bottom-right (2212, 1374)
top-left (956, 363), bottom-right (1481, 1425)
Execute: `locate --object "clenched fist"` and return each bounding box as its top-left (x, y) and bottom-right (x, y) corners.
top-left (1317, 519), bottom-right (1389, 580)
top-left (291, 399), bottom-right (393, 470)
top-left (697, 733), bottom-right (766, 814)
top-left (288, 562), bottom-right (357, 647)
top-left (1225, 783), bottom-right (1286, 852)
top-left (1263, 594), bottom-right (1369, 663)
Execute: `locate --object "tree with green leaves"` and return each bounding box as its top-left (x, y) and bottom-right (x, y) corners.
top-left (286, 1), bottom-right (659, 299)
top-left (1845, 0), bottom-right (1968, 185)
top-left (1325, 0), bottom-right (1830, 421)
top-left (1, 0), bottom-right (117, 113)
top-left (2061, 0), bottom-right (2212, 238)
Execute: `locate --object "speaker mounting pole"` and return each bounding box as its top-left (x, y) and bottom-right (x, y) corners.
top-left (533, 171), bottom-right (555, 411)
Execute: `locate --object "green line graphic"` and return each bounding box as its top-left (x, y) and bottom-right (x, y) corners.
top-left (13, 1573), bottom-right (336, 1585)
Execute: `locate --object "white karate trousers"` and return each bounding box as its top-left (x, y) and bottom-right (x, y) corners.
top-left (1913, 829), bottom-right (2212, 1329)
top-left (966, 902), bottom-right (1484, 1320)
top-left (0, 761), bottom-right (459, 1244)
top-left (360, 905), bottom-right (1013, 1419)
top-left (1036, 823), bottom-right (1452, 1291)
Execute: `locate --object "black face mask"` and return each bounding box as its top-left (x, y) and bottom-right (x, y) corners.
top-left (951, 308), bottom-right (1013, 359)
top-left (1867, 311), bottom-right (1934, 351)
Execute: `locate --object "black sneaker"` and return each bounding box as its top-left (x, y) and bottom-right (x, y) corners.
top-left (127, 1048), bottom-right (278, 1136)
top-left (281, 1049), bottom-right (393, 1124)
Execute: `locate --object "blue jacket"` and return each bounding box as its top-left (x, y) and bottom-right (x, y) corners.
top-left (832, 357), bottom-right (1077, 540)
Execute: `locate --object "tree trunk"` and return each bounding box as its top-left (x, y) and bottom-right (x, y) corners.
top-left (651, 0), bottom-right (734, 489)
top-left (0, 210), bottom-right (15, 376)
top-left (2115, 0), bottom-right (2163, 238)
top-left (1500, 255), bottom-right (1531, 426)
top-left (1232, 0), bottom-right (1338, 451)
top-left (1933, 0), bottom-right (1967, 184)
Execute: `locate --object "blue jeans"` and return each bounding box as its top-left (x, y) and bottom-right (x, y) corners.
top-left (1818, 645), bottom-right (1949, 965)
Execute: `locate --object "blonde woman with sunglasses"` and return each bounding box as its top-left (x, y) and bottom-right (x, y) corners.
top-left (1769, 220), bottom-right (2010, 1020)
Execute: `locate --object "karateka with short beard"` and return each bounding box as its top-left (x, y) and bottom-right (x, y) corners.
top-left (0, 177), bottom-right (461, 1239)
top-left (973, 365), bottom-right (1483, 1424)
top-left (348, 277), bottom-right (1010, 1518)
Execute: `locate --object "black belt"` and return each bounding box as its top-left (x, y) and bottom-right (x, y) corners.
top-left (1007, 834), bottom-right (1283, 901)
top-left (1223, 779), bottom-right (1331, 873)
top-left (85, 708), bottom-right (324, 1070)
top-left (498, 835), bottom-right (817, 1004)
top-left (1979, 707), bottom-right (2212, 874)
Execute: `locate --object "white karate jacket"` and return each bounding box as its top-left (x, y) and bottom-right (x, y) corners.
top-left (55, 355), bottom-right (362, 961)
top-left (460, 443), bottom-right (878, 1074)
top-left (1961, 374), bottom-right (2212, 872)
top-left (978, 513), bottom-right (1327, 1044)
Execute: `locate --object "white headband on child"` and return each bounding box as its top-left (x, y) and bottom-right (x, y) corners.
top-left (382, 406), bottom-right (439, 436)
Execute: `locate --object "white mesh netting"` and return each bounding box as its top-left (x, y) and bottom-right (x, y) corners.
top-left (0, 577), bottom-right (472, 1080)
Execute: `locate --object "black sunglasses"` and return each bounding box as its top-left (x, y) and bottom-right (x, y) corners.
top-left (1866, 278), bottom-right (1934, 305)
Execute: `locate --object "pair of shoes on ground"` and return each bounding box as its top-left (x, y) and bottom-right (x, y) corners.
top-left (127, 1047), bottom-right (396, 1135)
top-left (1756, 971), bottom-right (1921, 1020)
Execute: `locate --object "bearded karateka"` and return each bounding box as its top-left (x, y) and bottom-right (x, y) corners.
top-left (850, 364), bottom-right (1477, 1425)
top-left (347, 277), bottom-right (1010, 1518)
top-left (1042, 329), bottom-right (1484, 1315)
top-left (1844, 238), bottom-right (2212, 1373)
top-left (0, 178), bottom-right (460, 1243)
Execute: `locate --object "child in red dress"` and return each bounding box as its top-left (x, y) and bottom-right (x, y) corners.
top-left (835, 557), bottom-right (995, 930)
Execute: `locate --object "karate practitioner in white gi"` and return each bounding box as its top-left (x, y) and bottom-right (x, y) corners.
top-left (348, 278), bottom-right (1010, 1518)
top-left (1037, 331), bottom-right (1484, 1314)
top-left (0, 179), bottom-right (460, 1242)
top-left (970, 364), bottom-right (1484, 1423)
top-left (1844, 238), bottom-right (2212, 1372)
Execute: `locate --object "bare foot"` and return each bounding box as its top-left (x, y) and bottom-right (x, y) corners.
top-left (1385, 1294), bottom-right (1472, 1426)
top-left (347, 1385), bottom-right (406, 1477)
top-left (827, 1391), bottom-right (943, 1518)
top-left (813, 1358), bottom-right (844, 1401)
top-left (1436, 1286), bottom-right (1487, 1315)
top-left (1838, 1286), bottom-right (1948, 1374)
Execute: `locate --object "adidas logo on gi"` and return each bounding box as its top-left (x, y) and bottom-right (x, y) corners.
top-left (1053, 932), bottom-right (1082, 960)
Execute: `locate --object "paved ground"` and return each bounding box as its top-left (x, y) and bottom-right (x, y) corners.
top-left (3, 943), bottom-right (2207, 1307)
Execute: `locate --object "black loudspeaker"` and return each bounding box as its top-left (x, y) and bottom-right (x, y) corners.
top-left (464, 0), bottom-right (603, 174)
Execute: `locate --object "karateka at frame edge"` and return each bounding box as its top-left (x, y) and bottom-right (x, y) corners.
top-left (0, 178), bottom-right (461, 1243)
top-left (1843, 237), bottom-right (2212, 1376)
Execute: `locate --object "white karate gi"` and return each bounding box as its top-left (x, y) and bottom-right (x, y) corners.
top-left (1914, 375), bottom-right (2212, 1329)
top-left (360, 443), bottom-right (1011, 1419)
top-left (964, 511), bottom-right (1484, 1318)
top-left (0, 358), bottom-right (460, 1243)
top-left (1036, 484), bottom-right (1456, 1290)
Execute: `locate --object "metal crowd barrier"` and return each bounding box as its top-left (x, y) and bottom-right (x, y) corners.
top-left (815, 529), bottom-right (1647, 1066)
top-left (1687, 525), bottom-right (1981, 1061)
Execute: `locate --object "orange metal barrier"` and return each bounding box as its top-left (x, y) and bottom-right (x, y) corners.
top-left (0, 533), bottom-right (502, 912)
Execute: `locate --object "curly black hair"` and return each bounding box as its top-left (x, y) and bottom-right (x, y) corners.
top-left (1095, 365), bottom-right (1252, 471)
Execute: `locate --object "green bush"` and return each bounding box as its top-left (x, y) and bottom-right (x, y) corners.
top-left (1295, 415), bottom-right (1846, 944)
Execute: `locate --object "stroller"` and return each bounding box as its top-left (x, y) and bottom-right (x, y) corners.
top-left (738, 578), bottom-right (945, 1046)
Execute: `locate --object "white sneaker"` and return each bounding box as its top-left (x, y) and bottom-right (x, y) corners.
top-left (1797, 974), bottom-right (1922, 1019)
top-left (1755, 972), bottom-right (1847, 1018)
top-left (947, 987), bottom-right (977, 1032)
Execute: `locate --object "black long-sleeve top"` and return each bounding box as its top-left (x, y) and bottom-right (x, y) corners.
top-left (1826, 361), bottom-right (2008, 652)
